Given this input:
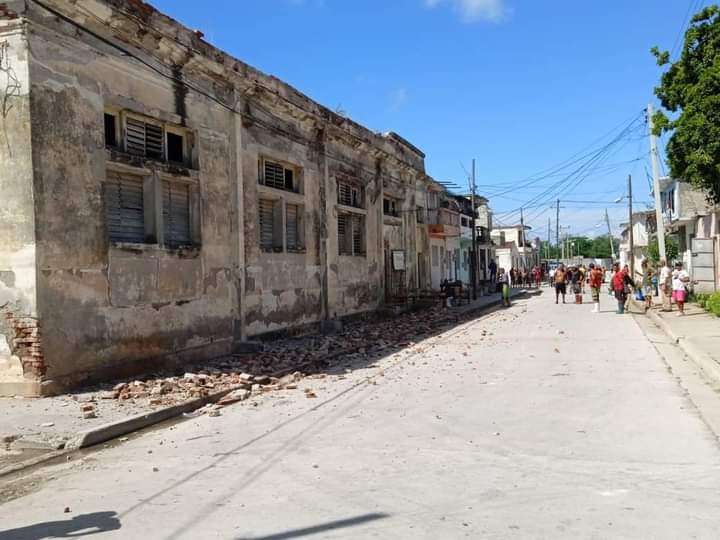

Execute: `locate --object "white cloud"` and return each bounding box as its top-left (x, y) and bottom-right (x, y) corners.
top-left (425, 0), bottom-right (508, 23)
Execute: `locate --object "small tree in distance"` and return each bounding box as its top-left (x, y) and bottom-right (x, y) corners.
top-left (647, 237), bottom-right (679, 264)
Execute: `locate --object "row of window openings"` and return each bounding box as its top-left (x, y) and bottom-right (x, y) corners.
top-left (105, 112), bottom-right (190, 166)
top-left (104, 173), bottom-right (193, 248)
top-left (258, 202), bottom-right (366, 257)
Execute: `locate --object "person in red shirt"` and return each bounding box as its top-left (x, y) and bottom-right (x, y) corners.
top-left (588, 263), bottom-right (603, 313)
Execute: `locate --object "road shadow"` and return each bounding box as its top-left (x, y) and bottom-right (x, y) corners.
top-left (0, 511), bottom-right (121, 540)
top-left (235, 512), bottom-right (389, 540)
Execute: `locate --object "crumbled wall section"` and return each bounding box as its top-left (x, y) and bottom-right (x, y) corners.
top-left (2, 312), bottom-right (44, 377)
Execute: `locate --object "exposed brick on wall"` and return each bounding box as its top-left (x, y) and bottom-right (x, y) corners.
top-left (3, 312), bottom-right (45, 378)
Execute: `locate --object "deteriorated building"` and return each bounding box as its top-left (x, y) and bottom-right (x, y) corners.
top-left (0, 0), bottom-right (444, 395)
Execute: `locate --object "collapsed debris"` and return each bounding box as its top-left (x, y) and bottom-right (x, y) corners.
top-left (85, 306), bottom-right (465, 410)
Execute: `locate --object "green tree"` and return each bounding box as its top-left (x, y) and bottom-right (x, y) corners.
top-left (647, 236), bottom-right (679, 263)
top-left (651, 6), bottom-right (720, 203)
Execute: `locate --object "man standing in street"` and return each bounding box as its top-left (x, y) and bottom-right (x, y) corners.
top-left (488, 259), bottom-right (497, 284)
top-left (554, 264), bottom-right (568, 304)
top-left (588, 263), bottom-right (603, 313)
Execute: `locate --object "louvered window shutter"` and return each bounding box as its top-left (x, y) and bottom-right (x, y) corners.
top-left (338, 182), bottom-right (351, 206)
top-left (162, 181), bottom-right (191, 248)
top-left (104, 173), bottom-right (146, 243)
top-left (126, 117), bottom-right (146, 156)
top-left (352, 215), bottom-right (364, 255)
top-left (338, 214), bottom-right (352, 255)
top-left (259, 199), bottom-right (275, 252)
top-left (145, 123), bottom-right (163, 159)
top-left (263, 161), bottom-right (286, 190)
top-left (286, 204), bottom-right (302, 251)
top-left (126, 117), bottom-right (164, 159)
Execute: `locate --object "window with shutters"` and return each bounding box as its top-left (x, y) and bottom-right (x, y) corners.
top-left (162, 181), bottom-right (192, 248)
top-left (126, 116), bottom-right (164, 159)
top-left (104, 172), bottom-right (147, 244)
top-left (337, 181), bottom-right (363, 209)
top-left (259, 159), bottom-right (298, 193)
top-left (286, 204), bottom-right (304, 252)
top-left (338, 212), bottom-right (365, 257)
top-left (111, 112), bottom-right (194, 168)
top-left (258, 198), bottom-right (284, 253)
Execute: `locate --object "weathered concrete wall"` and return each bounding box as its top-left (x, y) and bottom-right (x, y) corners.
top-left (0, 6), bottom-right (42, 396)
top-left (25, 2), bottom-right (237, 391)
top-left (241, 103), bottom-right (324, 336)
top-left (0, 0), bottom-right (432, 393)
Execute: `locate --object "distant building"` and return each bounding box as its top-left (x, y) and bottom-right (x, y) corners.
top-left (491, 225), bottom-right (538, 270)
top-left (619, 211), bottom-right (656, 281)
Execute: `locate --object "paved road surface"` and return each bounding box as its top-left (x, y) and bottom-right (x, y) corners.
top-left (2, 291), bottom-right (720, 539)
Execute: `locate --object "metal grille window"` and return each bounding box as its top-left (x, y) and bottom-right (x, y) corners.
top-left (104, 172), bottom-right (146, 244)
top-left (162, 181), bottom-right (191, 248)
top-left (126, 117), bottom-right (164, 159)
top-left (261, 160), bottom-right (296, 192)
top-left (286, 204), bottom-right (304, 251)
top-left (338, 181), bottom-right (363, 208)
top-left (338, 212), bottom-right (365, 256)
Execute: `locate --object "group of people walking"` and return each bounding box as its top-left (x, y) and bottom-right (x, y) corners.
top-left (551, 260), bottom-right (691, 315)
top-left (495, 265), bottom-right (544, 307)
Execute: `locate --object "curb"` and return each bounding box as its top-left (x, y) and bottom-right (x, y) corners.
top-left (0, 292), bottom-right (537, 479)
top-left (633, 299), bottom-right (720, 386)
top-left (0, 386), bottom-right (239, 479)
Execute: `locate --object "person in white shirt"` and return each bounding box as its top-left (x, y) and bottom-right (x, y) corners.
top-left (659, 260), bottom-right (672, 312)
top-left (671, 262), bottom-right (690, 316)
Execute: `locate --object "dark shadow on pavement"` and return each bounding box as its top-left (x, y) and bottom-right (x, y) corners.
top-left (0, 511), bottom-right (121, 540)
top-left (235, 513), bottom-right (389, 540)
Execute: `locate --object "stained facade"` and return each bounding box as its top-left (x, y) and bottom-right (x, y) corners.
top-left (0, 0), bottom-right (472, 395)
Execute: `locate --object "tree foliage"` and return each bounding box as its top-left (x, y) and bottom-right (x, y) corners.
top-left (540, 235), bottom-right (619, 260)
top-left (652, 6), bottom-right (720, 203)
top-left (647, 236), bottom-right (679, 263)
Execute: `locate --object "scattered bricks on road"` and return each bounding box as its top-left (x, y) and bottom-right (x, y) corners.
top-left (64, 304), bottom-right (473, 413)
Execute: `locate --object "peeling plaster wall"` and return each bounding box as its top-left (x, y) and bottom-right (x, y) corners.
top-left (0, 8), bottom-right (42, 395)
top-left (25, 4), bottom-right (236, 390)
top-left (0, 0), bottom-right (431, 391)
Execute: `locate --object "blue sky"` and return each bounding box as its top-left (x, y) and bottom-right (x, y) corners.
top-left (151, 0), bottom-right (700, 239)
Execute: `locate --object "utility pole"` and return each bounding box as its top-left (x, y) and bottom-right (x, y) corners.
top-left (547, 218), bottom-right (551, 260)
top-left (648, 104), bottom-right (667, 262)
top-left (555, 199), bottom-right (560, 261)
top-left (520, 206), bottom-right (526, 268)
top-left (470, 159), bottom-right (478, 300)
top-left (605, 208), bottom-right (616, 260)
top-left (627, 174), bottom-right (634, 278)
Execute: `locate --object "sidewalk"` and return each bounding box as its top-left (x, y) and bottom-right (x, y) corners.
top-left (635, 298), bottom-right (720, 387)
top-left (451, 286), bottom-right (534, 315)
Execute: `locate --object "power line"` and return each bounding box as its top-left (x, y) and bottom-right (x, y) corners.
top-left (670, 0), bottom-right (704, 60)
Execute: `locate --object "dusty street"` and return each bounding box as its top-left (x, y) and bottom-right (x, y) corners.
top-left (2, 291), bottom-right (720, 539)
